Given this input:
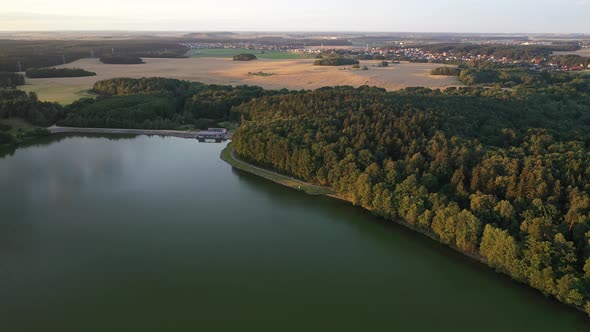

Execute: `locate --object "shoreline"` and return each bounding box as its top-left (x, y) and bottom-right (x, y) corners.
top-left (220, 143), bottom-right (335, 196)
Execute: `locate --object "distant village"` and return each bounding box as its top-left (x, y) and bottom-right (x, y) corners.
top-left (183, 40), bottom-right (590, 72)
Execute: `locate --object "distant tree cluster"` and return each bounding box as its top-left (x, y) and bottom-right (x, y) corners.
top-left (233, 54), bottom-right (258, 61)
top-left (25, 67), bottom-right (96, 78)
top-left (314, 57), bottom-right (360, 66)
top-left (431, 67), bottom-right (460, 76)
top-left (0, 39), bottom-right (188, 72)
top-left (99, 55), bottom-right (144, 64)
top-left (0, 72), bottom-right (25, 88)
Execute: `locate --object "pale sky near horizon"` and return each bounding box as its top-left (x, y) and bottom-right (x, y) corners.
top-left (1, 0), bottom-right (589, 33)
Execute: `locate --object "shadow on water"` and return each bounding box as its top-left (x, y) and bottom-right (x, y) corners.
top-left (0, 133), bottom-right (139, 158)
top-left (229, 165), bottom-right (590, 323)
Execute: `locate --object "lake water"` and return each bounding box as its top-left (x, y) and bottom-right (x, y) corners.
top-left (0, 135), bottom-right (588, 331)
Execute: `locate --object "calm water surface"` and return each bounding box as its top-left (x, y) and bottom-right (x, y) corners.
top-left (0, 135), bottom-right (588, 331)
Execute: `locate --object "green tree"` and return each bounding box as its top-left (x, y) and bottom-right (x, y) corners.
top-left (480, 224), bottom-right (523, 280)
top-left (431, 203), bottom-right (461, 245)
top-left (455, 210), bottom-right (482, 252)
top-left (555, 274), bottom-right (584, 306)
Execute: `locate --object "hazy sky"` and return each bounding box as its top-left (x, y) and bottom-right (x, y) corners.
top-left (1, 0), bottom-right (589, 33)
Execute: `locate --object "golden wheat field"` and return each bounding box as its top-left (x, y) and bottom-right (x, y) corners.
top-left (19, 57), bottom-right (461, 104)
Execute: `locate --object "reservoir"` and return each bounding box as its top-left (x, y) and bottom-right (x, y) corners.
top-left (0, 135), bottom-right (588, 331)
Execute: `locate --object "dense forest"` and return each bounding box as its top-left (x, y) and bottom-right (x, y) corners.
top-left (0, 72), bottom-right (25, 88)
top-left (3, 70), bottom-right (590, 316)
top-left (314, 57), bottom-right (360, 66)
top-left (25, 67), bottom-right (96, 78)
top-left (233, 54), bottom-right (258, 61)
top-left (56, 78), bottom-right (277, 129)
top-left (0, 78), bottom-right (275, 144)
top-left (231, 85), bottom-right (590, 314)
top-left (99, 55), bottom-right (144, 64)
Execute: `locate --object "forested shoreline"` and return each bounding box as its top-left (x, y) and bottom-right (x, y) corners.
top-left (231, 85), bottom-right (590, 314)
top-left (3, 74), bottom-right (590, 316)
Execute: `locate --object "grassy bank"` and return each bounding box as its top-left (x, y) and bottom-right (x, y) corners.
top-left (220, 143), bottom-right (334, 196)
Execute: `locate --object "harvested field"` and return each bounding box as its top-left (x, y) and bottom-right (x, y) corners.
top-left (20, 57), bottom-right (461, 104)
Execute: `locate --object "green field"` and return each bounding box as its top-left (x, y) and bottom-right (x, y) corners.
top-left (188, 48), bottom-right (305, 60)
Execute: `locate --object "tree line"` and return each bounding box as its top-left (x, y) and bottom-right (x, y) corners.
top-left (0, 39), bottom-right (188, 72)
top-left (56, 78), bottom-right (281, 129)
top-left (99, 55), bottom-right (144, 65)
top-left (430, 67), bottom-right (460, 76)
top-left (460, 67), bottom-right (589, 92)
top-left (233, 54), bottom-right (257, 61)
top-left (25, 67), bottom-right (96, 78)
top-left (0, 89), bottom-right (62, 126)
top-left (314, 57), bottom-right (360, 66)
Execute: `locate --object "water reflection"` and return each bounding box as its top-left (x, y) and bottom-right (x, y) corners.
top-left (0, 136), bottom-right (588, 331)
